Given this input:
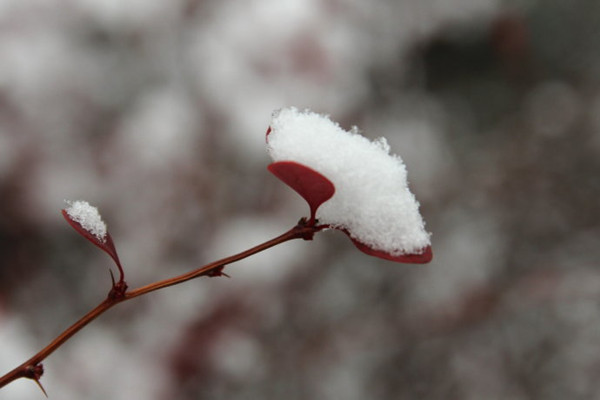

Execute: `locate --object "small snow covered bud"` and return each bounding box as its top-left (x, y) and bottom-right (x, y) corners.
top-left (62, 200), bottom-right (125, 282)
top-left (266, 107), bottom-right (432, 263)
top-left (64, 200), bottom-right (107, 242)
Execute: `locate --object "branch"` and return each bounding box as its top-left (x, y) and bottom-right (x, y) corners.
top-left (0, 219), bottom-right (319, 391)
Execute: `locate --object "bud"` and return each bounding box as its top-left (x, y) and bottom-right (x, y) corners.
top-left (62, 200), bottom-right (125, 280)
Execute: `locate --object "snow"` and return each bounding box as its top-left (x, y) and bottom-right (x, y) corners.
top-left (64, 200), bottom-right (107, 242)
top-left (267, 107), bottom-right (431, 256)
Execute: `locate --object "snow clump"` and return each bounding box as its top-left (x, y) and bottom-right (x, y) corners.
top-left (267, 107), bottom-right (431, 256)
top-left (64, 200), bottom-right (108, 242)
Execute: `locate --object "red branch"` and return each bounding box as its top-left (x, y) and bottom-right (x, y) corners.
top-left (0, 220), bottom-right (320, 391)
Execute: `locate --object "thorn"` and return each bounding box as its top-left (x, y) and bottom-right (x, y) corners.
top-left (25, 364), bottom-right (47, 397)
top-left (109, 269), bottom-right (116, 287)
top-left (205, 265), bottom-right (230, 278)
top-left (34, 378), bottom-right (48, 397)
top-left (297, 217), bottom-right (308, 226)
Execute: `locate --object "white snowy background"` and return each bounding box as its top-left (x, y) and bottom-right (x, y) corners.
top-left (1, 0), bottom-right (600, 399)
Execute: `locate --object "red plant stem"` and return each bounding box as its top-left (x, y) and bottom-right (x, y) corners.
top-left (0, 222), bottom-right (317, 390)
top-left (125, 222), bottom-right (314, 299)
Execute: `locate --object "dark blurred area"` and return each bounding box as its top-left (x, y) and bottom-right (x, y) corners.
top-left (2, 0), bottom-right (600, 399)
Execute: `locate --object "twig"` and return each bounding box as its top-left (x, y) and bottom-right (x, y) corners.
top-left (0, 220), bottom-right (319, 391)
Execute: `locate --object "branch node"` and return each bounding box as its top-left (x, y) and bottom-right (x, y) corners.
top-left (25, 364), bottom-right (47, 396)
top-left (296, 217), bottom-right (318, 240)
top-left (108, 270), bottom-right (128, 300)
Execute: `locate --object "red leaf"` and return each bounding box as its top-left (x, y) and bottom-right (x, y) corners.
top-left (61, 209), bottom-right (124, 273)
top-left (349, 237), bottom-right (433, 264)
top-left (268, 161), bottom-right (335, 223)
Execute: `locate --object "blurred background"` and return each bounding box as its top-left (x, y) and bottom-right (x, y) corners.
top-left (1, 0), bottom-right (599, 398)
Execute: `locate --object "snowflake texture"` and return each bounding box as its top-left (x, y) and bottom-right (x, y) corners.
top-left (267, 107), bottom-right (431, 256)
top-left (64, 200), bottom-right (107, 242)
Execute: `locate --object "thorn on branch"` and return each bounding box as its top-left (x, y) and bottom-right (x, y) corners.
top-left (203, 265), bottom-right (230, 278)
top-left (25, 364), bottom-right (47, 397)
